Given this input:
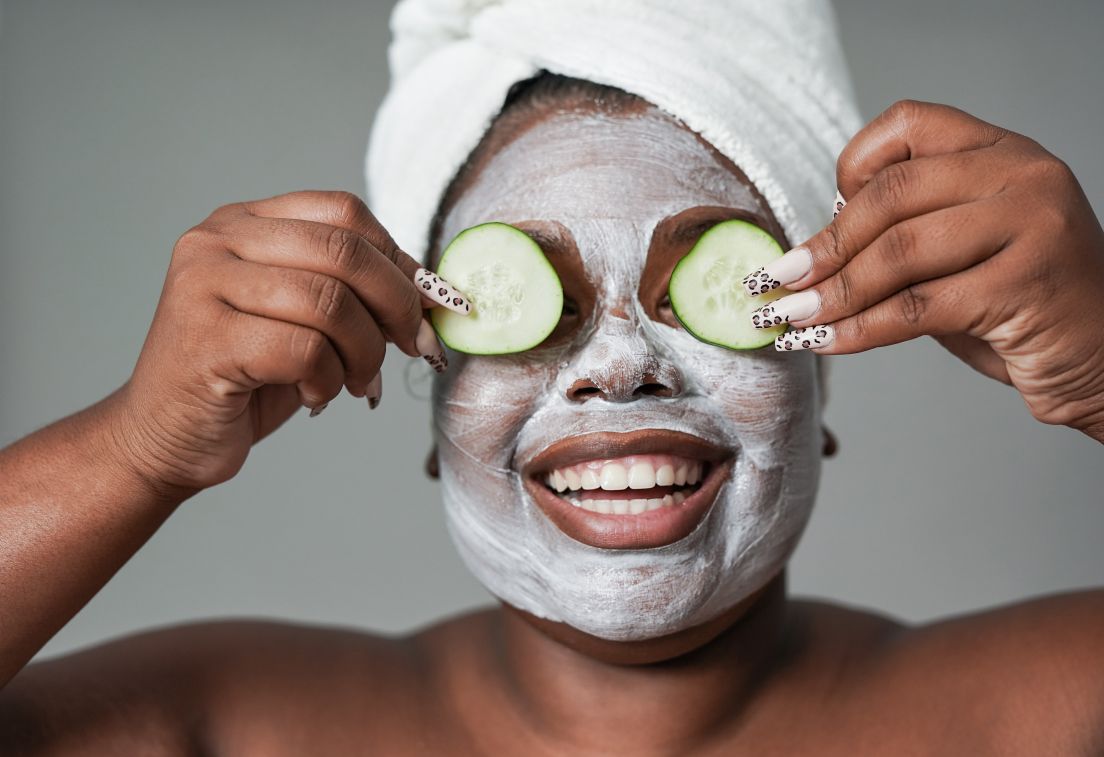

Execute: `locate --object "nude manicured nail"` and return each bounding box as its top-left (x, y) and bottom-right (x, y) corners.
top-left (775, 325), bottom-right (834, 352)
top-left (366, 373), bottom-right (382, 410)
top-left (416, 318), bottom-right (442, 356)
top-left (742, 248), bottom-right (813, 296)
top-left (416, 319), bottom-right (448, 374)
top-left (415, 267), bottom-right (472, 315)
top-left (750, 290), bottom-right (821, 329)
top-left (309, 402), bottom-right (328, 418)
top-left (833, 189), bottom-right (847, 219)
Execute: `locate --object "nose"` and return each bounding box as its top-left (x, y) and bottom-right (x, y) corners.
top-left (566, 370), bottom-right (681, 403)
top-left (563, 319), bottom-right (684, 403)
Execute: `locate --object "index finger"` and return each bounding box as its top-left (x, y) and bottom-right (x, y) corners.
top-left (837, 100), bottom-right (1010, 200)
top-left (244, 190), bottom-right (418, 274)
top-left (243, 190), bottom-right (472, 315)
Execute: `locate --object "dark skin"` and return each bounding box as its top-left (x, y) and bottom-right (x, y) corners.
top-left (1, 99), bottom-right (1103, 755)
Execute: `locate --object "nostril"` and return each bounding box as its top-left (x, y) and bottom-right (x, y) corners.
top-left (634, 383), bottom-right (673, 398)
top-left (634, 372), bottom-right (678, 398)
top-left (566, 379), bottom-right (605, 402)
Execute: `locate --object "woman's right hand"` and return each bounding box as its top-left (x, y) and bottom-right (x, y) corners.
top-left (109, 190), bottom-right (455, 497)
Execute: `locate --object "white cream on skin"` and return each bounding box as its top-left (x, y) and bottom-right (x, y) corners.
top-left (432, 107), bottom-right (823, 642)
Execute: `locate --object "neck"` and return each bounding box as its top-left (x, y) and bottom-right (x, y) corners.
top-left (491, 572), bottom-right (792, 754)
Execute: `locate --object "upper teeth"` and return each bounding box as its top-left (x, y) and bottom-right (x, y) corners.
top-left (544, 456), bottom-right (704, 493)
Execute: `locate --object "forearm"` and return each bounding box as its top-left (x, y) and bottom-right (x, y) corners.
top-left (0, 387), bottom-right (188, 687)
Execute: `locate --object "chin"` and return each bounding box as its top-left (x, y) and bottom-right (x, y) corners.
top-left (501, 573), bottom-right (786, 666)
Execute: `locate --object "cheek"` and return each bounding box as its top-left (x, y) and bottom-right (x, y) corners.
top-left (434, 356), bottom-right (558, 467)
top-left (687, 352), bottom-right (820, 450)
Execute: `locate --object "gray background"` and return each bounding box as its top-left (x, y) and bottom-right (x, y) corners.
top-left (1, 0), bottom-right (1101, 661)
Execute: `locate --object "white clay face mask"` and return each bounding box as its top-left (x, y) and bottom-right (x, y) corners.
top-left (432, 107), bottom-right (823, 642)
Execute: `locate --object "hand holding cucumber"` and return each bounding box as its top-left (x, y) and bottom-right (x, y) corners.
top-left (113, 190), bottom-right (469, 496)
top-left (741, 100), bottom-right (1104, 438)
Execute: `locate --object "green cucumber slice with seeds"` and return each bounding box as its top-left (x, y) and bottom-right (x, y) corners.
top-left (430, 222), bottom-right (563, 355)
top-left (668, 219), bottom-right (787, 350)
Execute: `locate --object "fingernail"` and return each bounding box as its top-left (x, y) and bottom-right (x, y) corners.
top-left (416, 318), bottom-right (441, 355)
top-left (750, 290), bottom-right (821, 329)
top-left (833, 189), bottom-right (847, 219)
top-left (415, 267), bottom-right (472, 315)
top-left (742, 248), bottom-right (812, 296)
top-left (422, 352), bottom-right (448, 374)
top-left (416, 319), bottom-right (448, 374)
top-left (366, 372), bottom-right (382, 409)
top-left (775, 325), bottom-right (834, 352)
top-left (309, 402), bottom-right (328, 418)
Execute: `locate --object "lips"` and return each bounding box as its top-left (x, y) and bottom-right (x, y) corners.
top-left (521, 430), bottom-right (735, 550)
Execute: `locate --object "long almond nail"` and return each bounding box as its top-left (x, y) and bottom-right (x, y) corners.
top-left (366, 373), bottom-right (382, 409)
top-left (415, 267), bottom-right (472, 315)
top-left (775, 325), bottom-right (834, 352)
top-left (416, 319), bottom-right (448, 374)
top-left (833, 189), bottom-right (847, 219)
top-left (423, 353), bottom-right (448, 373)
top-left (309, 402), bottom-right (328, 418)
top-left (751, 290), bottom-right (821, 329)
top-left (742, 248), bottom-right (812, 296)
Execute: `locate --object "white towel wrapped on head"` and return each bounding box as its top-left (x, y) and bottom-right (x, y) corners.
top-left (366, 0), bottom-right (863, 260)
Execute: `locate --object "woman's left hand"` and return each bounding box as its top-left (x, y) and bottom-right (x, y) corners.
top-left (743, 99), bottom-right (1104, 441)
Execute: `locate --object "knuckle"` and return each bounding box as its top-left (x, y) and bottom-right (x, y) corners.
top-left (173, 224), bottom-right (217, 256)
top-left (872, 162), bottom-right (913, 211)
top-left (210, 201), bottom-right (248, 221)
top-left (310, 274), bottom-right (350, 324)
top-left (886, 98), bottom-right (924, 127)
top-left (832, 268), bottom-right (856, 311)
top-left (292, 327), bottom-right (329, 372)
top-left (820, 220), bottom-right (851, 268)
top-left (1024, 154), bottom-right (1074, 188)
top-left (897, 284), bottom-right (929, 328)
top-left (329, 191), bottom-right (368, 227)
top-left (835, 148), bottom-right (859, 187)
top-left (882, 222), bottom-right (916, 272)
top-left (323, 226), bottom-right (368, 275)
top-left (396, 283), bottom-right (423, 329)
top-left (847, 308), bottom-right (873, 345)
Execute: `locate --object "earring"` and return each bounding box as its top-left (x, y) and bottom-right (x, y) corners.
top-left (425, 443), bottom-right (440, 479)
top-left (821, 426), bottom-right (838, 458)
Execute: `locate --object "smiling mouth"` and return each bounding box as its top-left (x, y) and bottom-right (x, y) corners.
top-left (542, 454), bottom-right (708, 514)
top-left (522, 430), bottom-right (734, 550)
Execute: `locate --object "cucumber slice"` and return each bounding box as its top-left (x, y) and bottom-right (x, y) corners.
top-left (668, 220), bottom-right (787, 350)
top-left (429, 222), bottom-right (563, 355)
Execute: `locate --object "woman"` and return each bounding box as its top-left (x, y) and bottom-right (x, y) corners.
top-left (2, 0), bottom-right (1103, 753)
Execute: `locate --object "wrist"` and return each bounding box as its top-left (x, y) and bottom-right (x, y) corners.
top-left (93, 385), bottom-right (200, 508)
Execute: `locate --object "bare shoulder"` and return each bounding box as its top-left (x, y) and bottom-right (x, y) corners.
top-left (802, 590), bottom-right (1104, 754)
top-left (0, 619), bottom-right (421, 756)
top-left (895, 589), bottom-right (1104, 700)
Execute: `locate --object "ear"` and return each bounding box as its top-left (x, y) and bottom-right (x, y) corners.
top-left (425, 442), bottom-right (440, 479)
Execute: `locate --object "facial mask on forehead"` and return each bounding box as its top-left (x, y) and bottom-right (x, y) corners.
top-left (367, 0), bottom-right (862, 262)
top-left (427, 110), bottom-right (824, 642)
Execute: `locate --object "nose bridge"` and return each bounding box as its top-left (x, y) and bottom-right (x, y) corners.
top-left (565, 311), bottom-right (683, 403)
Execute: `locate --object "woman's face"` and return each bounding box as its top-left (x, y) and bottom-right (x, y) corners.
top-left (432, 105), bottom-right (823, 643)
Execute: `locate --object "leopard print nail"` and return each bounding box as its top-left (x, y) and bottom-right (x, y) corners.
top-left (742, 267), bottom-right (782, 297)
top-left (750, 302), bottom-right (788, 329)
top-left (775, 325), bottom-right (834, 352)
top-left (423, 352), bottom-right (448, 374)
top-left (832, 190), bottom-right (847, 220)
top-left (415, 268), bottom-right (472, 315)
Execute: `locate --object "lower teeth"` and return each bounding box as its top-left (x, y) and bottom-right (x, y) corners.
top-left (567, 490), bottom-right (690, 514)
